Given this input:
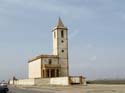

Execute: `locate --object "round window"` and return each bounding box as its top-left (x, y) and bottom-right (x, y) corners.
top-left (62, 50), bottom-right (64, 52)
top-left (61, 40), bottom-right (64, 43)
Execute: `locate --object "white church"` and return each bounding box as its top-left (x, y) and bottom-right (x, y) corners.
top-left (10, 18), bottom-right (86, 86)
top-left (28, 18), bottom-right (69, 79)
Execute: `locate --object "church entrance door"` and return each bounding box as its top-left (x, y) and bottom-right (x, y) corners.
top-left (51, 69), bottom-right (55, 77)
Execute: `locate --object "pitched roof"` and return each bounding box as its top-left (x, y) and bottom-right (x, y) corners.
top-left (28, 54), bottom-right (58, 63)
top-left (55, 17), bottom-right (65, 28)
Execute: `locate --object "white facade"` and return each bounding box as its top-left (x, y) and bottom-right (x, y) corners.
top-left (29, 59), bottom-right (41, 78)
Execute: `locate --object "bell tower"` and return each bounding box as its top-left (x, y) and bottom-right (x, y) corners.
top-left (52, 18), bottom-right (69, 76)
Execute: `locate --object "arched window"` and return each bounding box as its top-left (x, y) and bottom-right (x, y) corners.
top-left (57, 69), bottom-right (59, 77)
top-left (49, 59), bottom-right (52, 64)
top-left (61, 30), bottom-right (64, 38)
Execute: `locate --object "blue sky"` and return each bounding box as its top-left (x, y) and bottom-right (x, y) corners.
top-left (0, 0), bottom-right (125, 80)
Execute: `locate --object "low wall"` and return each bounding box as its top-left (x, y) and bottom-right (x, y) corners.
top-left (9, 77), bottom-right (69, 86)
top-left (69, 76), bottom-right (87, 85)
top-left (35, 78), bottom-right (50, 85)
top-left (82, 78), bottom-right (87, 85)
top-left (10, 79), bottom-right (35, 86)
top-left (9, 76), bottom-right (86, 86)
top-left (70, 76), bottom-right (80, 84)
top-left (50, 77), bottom-right (69, 85)
top-left (9, 80), bottom-right (13, 85)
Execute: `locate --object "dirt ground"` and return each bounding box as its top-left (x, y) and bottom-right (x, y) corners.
top-left (13, 84), bottom-right (125, 93)
top-left (55, 84), bottom-right (125, 93)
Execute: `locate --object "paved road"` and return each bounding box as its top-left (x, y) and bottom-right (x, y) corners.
top-left (8, 86), bottom-right (54, 93)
